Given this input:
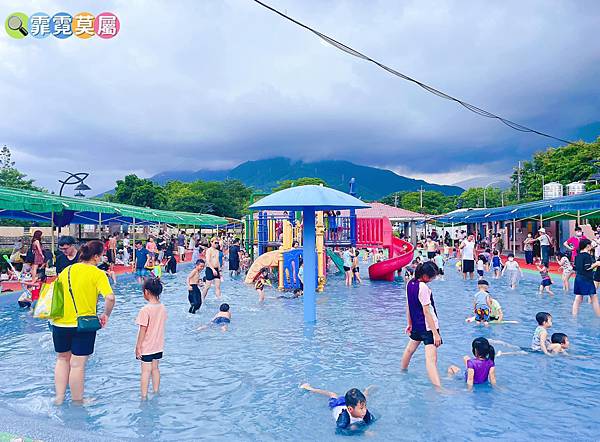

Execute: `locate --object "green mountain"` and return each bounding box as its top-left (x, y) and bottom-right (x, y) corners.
top-left (151, 157), bottom-right (463, 200)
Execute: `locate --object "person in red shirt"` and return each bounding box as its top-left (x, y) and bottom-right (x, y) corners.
top-left (564, 226), bottom-right (586, 262)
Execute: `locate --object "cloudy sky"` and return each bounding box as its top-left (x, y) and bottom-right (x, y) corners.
top-left (1, 0), bottom-right (599, 194)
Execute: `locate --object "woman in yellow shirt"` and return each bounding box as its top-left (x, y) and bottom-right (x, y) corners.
top-left (51, 240), bottom-right (116, 405)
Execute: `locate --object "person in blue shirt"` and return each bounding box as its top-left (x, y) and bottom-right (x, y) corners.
top-left (134, 241), bottom-right (150, 283)
top-left (300, 383), bottom-right (375, 435)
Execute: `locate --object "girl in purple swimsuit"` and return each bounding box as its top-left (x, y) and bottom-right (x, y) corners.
top-left (448, 337), bottom-right (497, 389)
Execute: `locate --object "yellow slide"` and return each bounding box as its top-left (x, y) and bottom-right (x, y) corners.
top-left (244, 250), bottom-right (281, 283)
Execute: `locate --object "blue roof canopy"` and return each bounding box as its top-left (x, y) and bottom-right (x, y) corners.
top-left (435, 190), bottom-right (600, 224)
top-left (249, 185), bottom-right (370, 211)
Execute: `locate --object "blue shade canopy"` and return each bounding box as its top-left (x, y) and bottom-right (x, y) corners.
top-left (435, 189), bottom-right (600, 224)
top-left (249, 185), bottom-right (370, 211)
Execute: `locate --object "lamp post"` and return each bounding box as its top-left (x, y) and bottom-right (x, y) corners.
top-left (483, 181), bottom-right (504, 208)
top-left (58, 171), bottom-right (91, 235)
top-left (59, 171), bottom-right (91, 197)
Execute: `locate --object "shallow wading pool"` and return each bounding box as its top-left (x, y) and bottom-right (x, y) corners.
top-left (0, 261), bottom-right (599, 441)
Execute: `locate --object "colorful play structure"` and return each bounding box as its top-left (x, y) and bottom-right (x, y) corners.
top-left (243, 210), bottom-right (414, 287)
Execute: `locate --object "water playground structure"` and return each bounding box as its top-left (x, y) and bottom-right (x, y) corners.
top-left (243, 186), bottom-right (416, 297)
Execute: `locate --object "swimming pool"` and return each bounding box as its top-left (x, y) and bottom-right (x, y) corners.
top-left (1, 262), bottom-right (599, 441)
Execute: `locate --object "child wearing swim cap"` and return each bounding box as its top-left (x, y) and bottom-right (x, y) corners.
top-left (300, 383), bottom-right (375, 435)
top-left (447, 337), bottom-right (496, 389)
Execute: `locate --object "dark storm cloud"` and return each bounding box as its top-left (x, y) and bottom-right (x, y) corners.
top-left (0, 0), bottom-right (599, 191)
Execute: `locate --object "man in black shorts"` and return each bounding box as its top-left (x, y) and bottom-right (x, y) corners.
top-left (202, 238), bottom-right (222, 301)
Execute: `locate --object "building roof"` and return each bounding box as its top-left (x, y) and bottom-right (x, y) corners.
top-left (340, 202), bottom-right (426, 221)
top-left (434, 189), bottom-right (600, 224)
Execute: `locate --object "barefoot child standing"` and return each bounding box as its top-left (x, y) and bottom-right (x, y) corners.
top-left (400, 261), bottom-right (442, 387)
top-left (135, 278), bottom-right (167, 400)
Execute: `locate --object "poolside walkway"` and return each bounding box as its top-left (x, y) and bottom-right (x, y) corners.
top-left (1, 251), bottom-right (196, 293)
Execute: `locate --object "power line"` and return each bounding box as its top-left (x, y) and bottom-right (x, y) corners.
top-left (252, 0), bottom-right (582, 147)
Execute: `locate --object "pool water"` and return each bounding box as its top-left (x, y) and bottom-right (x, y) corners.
top-left (1, 261), bottom-right (599, 441)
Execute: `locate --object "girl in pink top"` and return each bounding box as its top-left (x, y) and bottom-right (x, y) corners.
top-left (135, 278), bottom-right (167, 400)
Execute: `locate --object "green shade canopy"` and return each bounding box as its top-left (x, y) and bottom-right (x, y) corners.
top-left (0, 187), bottom-right (228, 226)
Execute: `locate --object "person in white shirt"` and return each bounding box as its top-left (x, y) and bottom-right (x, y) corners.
top-left (459, 234), bottom-right (476, 280)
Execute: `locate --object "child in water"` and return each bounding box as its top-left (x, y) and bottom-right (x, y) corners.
top-left (197, 303), bottom-right (232, 332)
top-left (476, 255), bottom-right (485, 279)
top-left (494, 313), bottom-right (569, 357)
top-left (535, 258), bottom-right (554, 295)
top-left (187, 259), bottom-right (205, 314)
top-left (400, 261), bottom-right (442, 387)
top-left (299, 384), bottom-right (374, 434)
top-left (532, 312), bottom-right (564, 355)
top-left (448, 337), bottom-right (496, 389)
top-left (473, 280), bottom-right (492, 326)
top-left (434, 251), bottom-right (445, 281)
top-left (135, 278), bottom-right (167, 400)
top-left (501, 253), bottom-right (522, 289)
top-left (255, 268), bottom-right (271, 302)
top-left (491, 250), bottom-right (502, 279)
top-left (557, 253), bottom-right (574, 291)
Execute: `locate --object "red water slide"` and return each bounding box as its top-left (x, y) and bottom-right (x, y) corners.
top-left (368, 236), bottom-right (414, 281)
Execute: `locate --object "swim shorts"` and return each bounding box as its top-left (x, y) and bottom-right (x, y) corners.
top-left (343, 266), bottom-right (351, 272)
top-left (541, 277), bottom-right (553, 287)
top-left (410, 329), bottom-right (442, 346)
top-left (328, 396), bottom-right (346, 409)
top-left (205, 267), bottom-right (221, 281)
top-left (462, 259), bottom-right (475, 273)
top-left (140, 352), bottom-right (163, 362)
top-left (213, 317), bottom-right (231, 325)
top-left (52, 326), bottom-right (96, 356)
top-left (574, 276), bottom-right (596, 296)
top-left (477, 270), bottom-right (484, 277)
top-left (135, 268), bottom-right (150, 277)
top-left (474, 306), bottom-right (490, 322)
top-left (352, 267), bottom-right (360, 273)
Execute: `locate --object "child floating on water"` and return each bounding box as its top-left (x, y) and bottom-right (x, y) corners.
top-left (494, 313), bottom-right (569, 357)
top-left (531, 312), bottom-right (563, 355)
top-left (448, 337), bottom-right (496, 388)
top-left (501, 253), bottom-right (522, 289)
top-left (300, 384), bottom-right (374, 435)
top-left (212, 303), bottom-right (231, 330)
top-left (135, 278), bottom-right (167, 400)
top-left (472, 280), bottom-right (491, 326)
top-left (198, 303), bottom-right (231, 331)
top-left (535, 258), bottom-right (554, 296)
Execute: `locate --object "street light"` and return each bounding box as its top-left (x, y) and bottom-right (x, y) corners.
top-left (58, 171), bottom-right (91, 235)
top-left (59, 171), bottom-right (91, 196)
top-left (483, 181), bottom-right (505, 208)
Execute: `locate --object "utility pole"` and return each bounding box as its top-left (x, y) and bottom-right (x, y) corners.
top-left (419, 186), bottom-right (424, 208)
top-left (394, 193), bottom-right (398, 207)
top-left (517, 161), bottom-right (521, 201)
